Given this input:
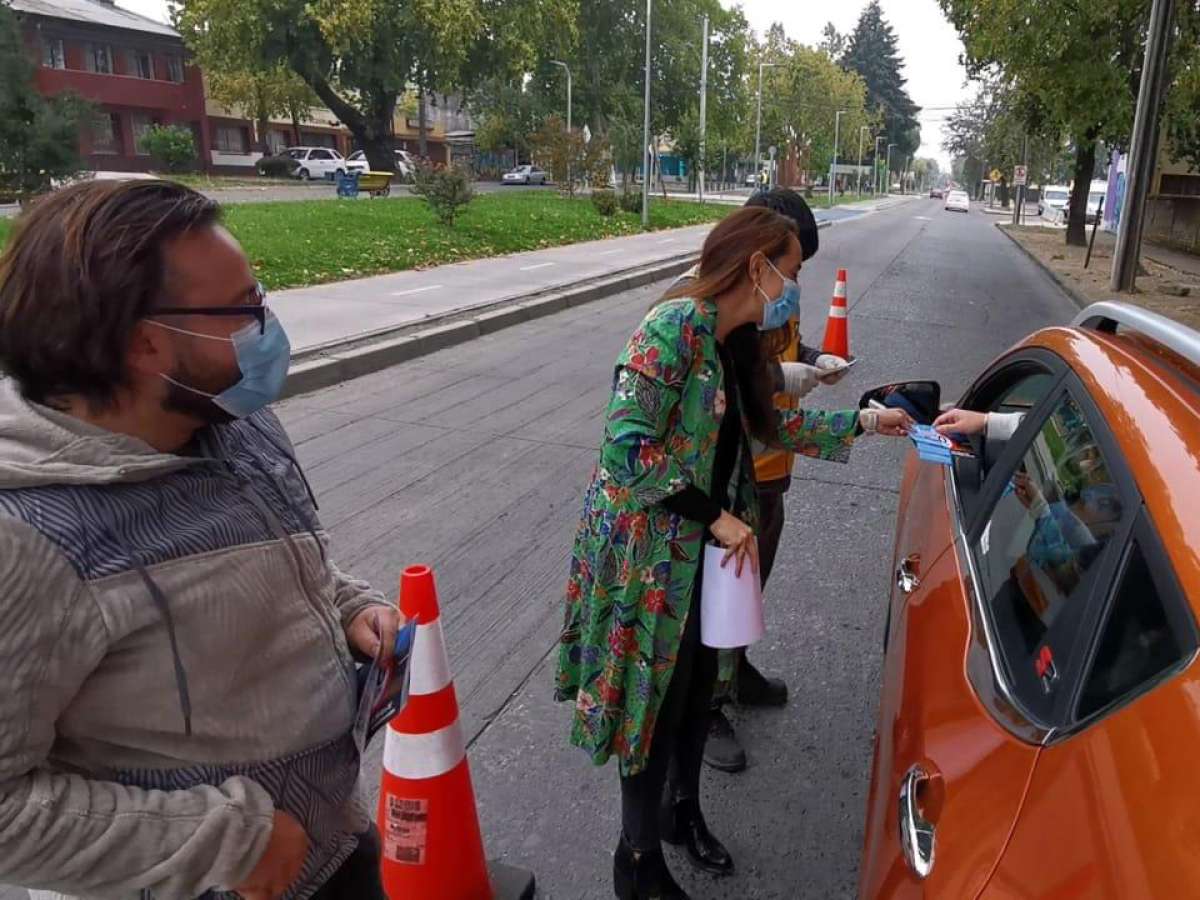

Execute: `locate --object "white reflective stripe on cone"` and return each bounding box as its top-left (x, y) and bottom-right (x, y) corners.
top-left (834, 282), bottom-right (847, 298)
top-left (827, 307), bottom-right (848, 318)
top-left (383, 718), bottom-right (467, 780)
top-left (410, 617), bottom-right (453, 696)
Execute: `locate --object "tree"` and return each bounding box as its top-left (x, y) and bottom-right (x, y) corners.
top-left (141, 125), bottom-right (197, 173)
top-left (175, 0), bottom-right (575, 171)
top-left (205, 65), bottom-right (317, 153)
top-left (0, 1), bottom-right (91, 200)
top-left (940, 0), bottom-right (1200, 245)
top-left (819, 22), bottom-right (846, 61)
top-left (842, 1), bottom-right (921, 174)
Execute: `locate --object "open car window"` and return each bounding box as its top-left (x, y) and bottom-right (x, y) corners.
top-left (972, 391), bottom-right (1129, 726)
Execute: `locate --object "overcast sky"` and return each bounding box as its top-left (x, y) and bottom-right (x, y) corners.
top-left (119, 0), bottom-right (970, 165)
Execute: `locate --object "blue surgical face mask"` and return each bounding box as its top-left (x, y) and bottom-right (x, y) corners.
top-left (153, 310), bottom-right (291, 418)
top-left (756, 259), bottom-right (801, 331)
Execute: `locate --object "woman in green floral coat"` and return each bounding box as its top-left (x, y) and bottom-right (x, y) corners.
top-left (555, 207), bottom-right (911, 899)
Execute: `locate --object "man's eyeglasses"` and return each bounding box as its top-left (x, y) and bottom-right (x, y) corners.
top-left (149, 283), bottom-right (270, 335)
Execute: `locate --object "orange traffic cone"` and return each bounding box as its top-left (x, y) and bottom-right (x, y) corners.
top-left (821, 268), bottom-right (850, 358)
top-left (378, 565), bottom-right (535, 900)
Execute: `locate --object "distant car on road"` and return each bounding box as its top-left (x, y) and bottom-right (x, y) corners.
top-left (345, 151), bottom-right (370, 174)
top-left (503, 165), bottom-right (548, 185)
top-left (944, 190), bottom-right (970, 213)
top-left (256, 147), bottom-right (348, 181)
top-left (929, 187), bottom-right (945, 199)
top-left (1064, 180), bottom-right (1110, 225)
top-left (858, 302), bottom-right (1200, 899)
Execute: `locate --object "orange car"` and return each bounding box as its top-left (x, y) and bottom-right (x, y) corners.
top-left (858, 302), bottom-right (1200, 899)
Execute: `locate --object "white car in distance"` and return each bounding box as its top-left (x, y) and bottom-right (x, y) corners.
top-left (944, 190), bottom-right (970, 213)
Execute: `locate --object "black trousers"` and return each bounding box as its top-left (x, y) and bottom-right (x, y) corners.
top-left (619, 570), bottom-right (719, 851)
top-left (310, 829), bottom-right (386, 900)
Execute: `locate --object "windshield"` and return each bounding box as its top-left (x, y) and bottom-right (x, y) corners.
top-left (1089, 192), bottom-right (1104, 206)
top-left (1045, 190), bottom-right (1068, 202)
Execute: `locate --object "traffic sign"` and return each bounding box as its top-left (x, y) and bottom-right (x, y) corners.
top-left (989, 168), bottom-right (1002, 183)
top-left (1013, 165), bottom-right (1027, 186)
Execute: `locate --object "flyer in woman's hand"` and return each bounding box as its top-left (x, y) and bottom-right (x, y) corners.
top-left (353, 620), bottom-right (417, 750)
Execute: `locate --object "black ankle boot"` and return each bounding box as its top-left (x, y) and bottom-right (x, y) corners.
top-left (660, 795), bottom-right (734, 876)
top-left (613, 832), bottom-right (690, 900)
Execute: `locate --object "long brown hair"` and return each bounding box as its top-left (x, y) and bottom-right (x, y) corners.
top-left (661, 206), bottom-right (798, 444)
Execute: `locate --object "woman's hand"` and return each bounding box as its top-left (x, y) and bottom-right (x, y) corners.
top-left (874, 407), bottom-right (913, 437)
top-left (933, 408), bottom-right (988, 436)
top-left (711, 511), bottom-right (758, 578)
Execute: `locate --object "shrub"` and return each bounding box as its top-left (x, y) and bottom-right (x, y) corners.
top-left (411, 162), bottom-right (476, 226)
top-left (591, 190), bottom-right (619, 217)
top-left (141, 124), bottom-right (196, 174)
top-left (619, 190), bottom-right (643, 214)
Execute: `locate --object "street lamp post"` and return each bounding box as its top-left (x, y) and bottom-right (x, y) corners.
top-left (753, 61), bottom-right (781, 192)
top-left (873, 135), bottom-right (885, 194)
top-left (550, 60), bottom-right (572, 192)
top-left (886, 143), bottom-right (896, 194)
top-left (641, 0), bottom-right (652, 227)
top-left (698, 15), bottom-right (708, 203)
top-left (829, 110), bottom-right (846, 207)
top-left (857, 126), bottom-right (869, 198)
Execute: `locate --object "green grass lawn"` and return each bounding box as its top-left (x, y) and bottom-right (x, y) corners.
top-left (0, 193), bottom-right (729, 289)
top-left (223, 192), bottom-right (729, 289)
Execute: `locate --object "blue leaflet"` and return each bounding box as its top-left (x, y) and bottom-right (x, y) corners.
top-left (909, 424), bottom-right (955, 466)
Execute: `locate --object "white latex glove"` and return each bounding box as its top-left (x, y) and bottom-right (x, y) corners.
top-left (779, 362), bottom-right (821, 398)
top-left (815, 354), bottom-right (850, 385)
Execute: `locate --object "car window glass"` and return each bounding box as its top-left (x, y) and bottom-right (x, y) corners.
top-left (312, 150), bottom-right (331, 160)
top-left (288, 149), bottom-right (305, 159)
top-left (1078, 538), bottom-right (1195, 720)
top-left (975, 392), bottom-right (1125, 723)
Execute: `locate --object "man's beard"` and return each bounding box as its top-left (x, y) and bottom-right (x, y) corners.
top-left (161, 354), bottom-right (238, 426)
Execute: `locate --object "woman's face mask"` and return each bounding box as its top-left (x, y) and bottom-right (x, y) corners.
top-left (755, 258), bottom-right (801, 331)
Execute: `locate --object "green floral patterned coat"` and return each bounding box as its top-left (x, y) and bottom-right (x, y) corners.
top-left (554, 297), bottom-right (861, 775)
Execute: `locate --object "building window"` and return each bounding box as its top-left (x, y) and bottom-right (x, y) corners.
top-left (42, 38), bottom-right (65, 69)
top-left (85, 43), bottom-right (112, 74)
top-left (213, 125), bottom-right (249, 153)
top-left (92, 113), bottom-right (121, 154)
top-left (1160, 173), bottom-right (1200, 197)
top-left (127, 50), bottom-right (154, 80)
top-left (267, 130), bottom-right (290, 154)
top-left (166, 56), bottom-right (184, 83)
top-left (130, 114), bottom-right (155, 155)
top-left (302, 132), bottom-right (337, 150)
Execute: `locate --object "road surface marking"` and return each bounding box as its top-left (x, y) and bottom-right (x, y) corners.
top-left (520, 262), bottom-right (555, 271)
top-left (914, 216), bottom-right (932, 221)
top-left (390, 285), bottom-right (443, 297)
top-left (599, 249), bottom-right (624, 256)
top-left (658, 238), bottom-right (676, 245)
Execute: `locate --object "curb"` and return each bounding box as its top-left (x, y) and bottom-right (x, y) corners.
top-left (996, 223), bottom-right (1090, 311)
top-left (282, 217), bottom-right (838, 399)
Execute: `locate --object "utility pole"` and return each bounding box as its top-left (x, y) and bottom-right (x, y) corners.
top-left (753, 61), bottom-right (781, 192)
top-left (550, 61), bottom-right (572, 192)
top-left (886, 143), bottom-right (895, 194)
top-left (857, 126), bottom-right (868, 198)
top-left (641, 0), bottom-right (652, 227)
top-left (829, 110), bottom-right (846, 207)
top-left (698, 15), bottom-right (708, 203)
top-left (1112, 0), bottom-right (1175, 291)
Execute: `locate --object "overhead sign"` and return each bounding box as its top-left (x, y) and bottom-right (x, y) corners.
top-left (1013, 165), bottom-right (1028, 186)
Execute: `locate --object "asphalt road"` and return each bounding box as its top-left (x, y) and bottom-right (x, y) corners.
top-left (0, 199), bottom-right (1078, 900)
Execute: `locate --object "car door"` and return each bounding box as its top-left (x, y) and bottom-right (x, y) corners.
top-left (978, 381), bottom-right (1200, 899)
top-left (860, 356), bottom-right (1074, 900)
top-left (310, 149), bottom-right (335, 177)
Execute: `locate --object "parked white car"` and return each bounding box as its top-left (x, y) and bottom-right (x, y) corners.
top-left (1039, 184), bottom-right (1070, 220)
top-left (503, 165), bottom-right (548, 185)
top-left (347, 149), bottom-right (416, 178)
top-left (283, 147), bottom-right (348, 180)
top-left (945, 190), bottom-right (970, 213)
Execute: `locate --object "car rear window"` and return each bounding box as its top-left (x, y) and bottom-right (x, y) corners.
top-left (975, 393), bottom-right (1126, 723)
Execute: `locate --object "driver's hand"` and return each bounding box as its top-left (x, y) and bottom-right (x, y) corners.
top-left (933, 408), bottom-right (988, 436)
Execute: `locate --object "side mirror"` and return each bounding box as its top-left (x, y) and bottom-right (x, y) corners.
top-left (859, 381), bottom-right (943, 426)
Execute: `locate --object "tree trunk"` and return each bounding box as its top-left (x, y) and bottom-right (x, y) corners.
top-left (291, 113), bottom-right (301, 147)
top-left (1066, 138), bottom-right (1097, 247)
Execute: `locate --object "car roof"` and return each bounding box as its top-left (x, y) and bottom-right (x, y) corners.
top-left (1020, 303), bottom-right (1200, 604)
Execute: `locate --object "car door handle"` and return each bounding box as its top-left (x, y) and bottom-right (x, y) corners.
top-left (899, 764), bottom-right (936, 879)
top-left (895, 555), bottom-right (921, 594)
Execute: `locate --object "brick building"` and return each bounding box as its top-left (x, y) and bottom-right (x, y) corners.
top-left (12, 0), bottom-right (210, 173)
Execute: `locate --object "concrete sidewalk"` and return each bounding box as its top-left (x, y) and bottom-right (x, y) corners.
top-left (274, 193), bottom-right (917, 360)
